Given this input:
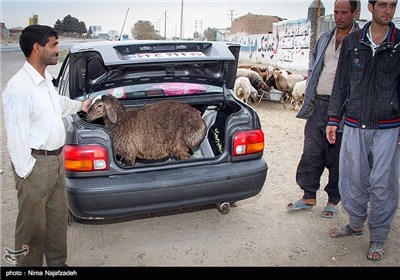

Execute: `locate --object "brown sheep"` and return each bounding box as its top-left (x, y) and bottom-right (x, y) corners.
top-left (273, 69), bottom-right (289, 100)
top-left (236, 68), bottom-right (270, 92)
top-left (86, 95), bottom-right (207, 166)
top-left (249, 66), bottom-right (268, 81)
top-left (238, 65), bottom-right (268, 81)
top-left (272, 70), bottom-right (305, 101)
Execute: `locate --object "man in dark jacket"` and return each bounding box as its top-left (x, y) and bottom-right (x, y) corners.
top-left (326, 0), bottom-right (399, 261)
top-left (287, 0), bottom-right (360, 218)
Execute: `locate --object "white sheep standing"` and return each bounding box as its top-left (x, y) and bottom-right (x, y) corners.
top-left (290, 79), bottom-right (307, 111)
top-left (86, 95), bottom-right (207, 166)
top-left (234, 76), bottom-right (258, 104)
top-left (286, 74), bottom-right (306, 95)
top-left (265, 65), bottom-right (275, 80)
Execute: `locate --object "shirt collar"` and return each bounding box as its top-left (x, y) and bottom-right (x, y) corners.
top-left (334, 22), bottom-right (356, 39)
top-left (23, 61), bottom-right (52, 87)
top-left (359, 21), bottom-right (397, 44)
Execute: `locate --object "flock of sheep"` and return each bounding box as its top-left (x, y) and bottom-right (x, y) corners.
top-left (234, 64), bottom-right (307, 110)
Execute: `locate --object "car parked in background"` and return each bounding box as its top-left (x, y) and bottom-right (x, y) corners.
top-left (53, 40), bottom-right (268, 221)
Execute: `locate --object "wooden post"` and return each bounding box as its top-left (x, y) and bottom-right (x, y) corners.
top-left (318, 0), bottom-right (321, 17)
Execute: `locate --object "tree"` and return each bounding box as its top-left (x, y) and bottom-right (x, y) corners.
top-left (131, 20), bottom-right (162, 40)
top-left (54, 15), bottom-right (87, 36)
top-left (87, 26), bottom-right (93, 38)
top-left (203, 27), bottom-right (218, 41)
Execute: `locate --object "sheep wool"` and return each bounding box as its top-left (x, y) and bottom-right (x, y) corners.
top-left (86, 95), bottom-right (207, 166)
top-left (234, 76), bottom-right (258, 104)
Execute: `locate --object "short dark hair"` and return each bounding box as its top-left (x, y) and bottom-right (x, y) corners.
top-left (335, 0), bottom-right (360, 13)
top-left (369, 0), bottom-right (377, 6)
top-left (19, 25), bottom-right (59, 57)
top-left (350, 0), bottom-right (361, 13)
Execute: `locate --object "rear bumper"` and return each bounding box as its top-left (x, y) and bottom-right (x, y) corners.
top-left (67, 159), bottom-right (267, 219)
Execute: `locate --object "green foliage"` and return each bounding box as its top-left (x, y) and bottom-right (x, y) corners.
top-left (203, 27), bottom-right (218, 41)
top-left (193, 31), bottom-right (200, 39)
top-left (131, 20), bottom-right (162, 40)
top-left (54, 15), bottom-right (87, 35)
top-left (86, 26), bottom-right (93, 38)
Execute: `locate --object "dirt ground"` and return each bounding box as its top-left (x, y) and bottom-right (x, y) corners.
top-left (1, 50), bottom-right (399, 268)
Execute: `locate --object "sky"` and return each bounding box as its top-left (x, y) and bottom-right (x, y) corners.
top-left (1, 0), bottom-right (400, 39)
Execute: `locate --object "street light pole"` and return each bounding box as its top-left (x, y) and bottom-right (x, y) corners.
top-left (180, 0), bottom-right (184, 39)
top-left (200, 20), bottom-right (203, 40)
top-left (228, 9), bottom-right (235, 22)
top-left (164, 10), bottom-right (167, 39)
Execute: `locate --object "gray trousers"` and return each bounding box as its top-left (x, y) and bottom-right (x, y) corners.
top-left (12, 153), bottom-right (68, 267)
top-left (339, 126), bottom-right (400, 243)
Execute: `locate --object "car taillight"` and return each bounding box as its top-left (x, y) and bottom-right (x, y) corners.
top-left (63, 145), bottom-right (109, 172)
top-left (233, 129), bottom-right (265, 156)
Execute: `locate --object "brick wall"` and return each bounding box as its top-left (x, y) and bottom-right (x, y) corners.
top-left (230, 13), bottom-right (282, 35)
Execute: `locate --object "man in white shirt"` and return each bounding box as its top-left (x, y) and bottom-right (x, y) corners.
top-left (2, 25), bottom-right (92, 267)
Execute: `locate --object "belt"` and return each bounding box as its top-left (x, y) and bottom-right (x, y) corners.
top-left (31, 147), bottom-right (63, 156)
top-left (316, 94), bottom-right (330, 101)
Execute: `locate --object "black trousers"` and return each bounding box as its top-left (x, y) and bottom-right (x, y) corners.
top-left (296, 95), bottom-right (341, 205)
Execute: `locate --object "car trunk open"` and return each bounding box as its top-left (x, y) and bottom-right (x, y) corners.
top-left (79, 95), bottom-right (245, 168)
top-left (61, 41), bottom-right (256, 168)
top-left (60, 41), bottom-right (263, 172)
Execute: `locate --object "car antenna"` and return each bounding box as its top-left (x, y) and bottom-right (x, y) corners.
top-left (119, 8), bottom-right (129, 41)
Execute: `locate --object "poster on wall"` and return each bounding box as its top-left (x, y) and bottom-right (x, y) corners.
top-left (232, 19), bottom-right (311, 71)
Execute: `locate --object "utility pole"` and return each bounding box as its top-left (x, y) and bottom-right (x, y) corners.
top-left (200, 20), bottom-right (203, 40)
top-left (195, 20), bottom-right (203, 39)
top-left (228, 9), bottom-right (236, 22)
top-left (180, 0), bottom-right (184, 39)
top-left (164, 10), bottom-right (167, 39)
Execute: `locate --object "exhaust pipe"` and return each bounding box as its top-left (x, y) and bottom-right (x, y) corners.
top-left (216, 202), bottom-right (230, 214)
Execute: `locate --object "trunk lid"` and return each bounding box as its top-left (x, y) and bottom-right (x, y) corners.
top-left (66, 41), bottom-right (240, 100)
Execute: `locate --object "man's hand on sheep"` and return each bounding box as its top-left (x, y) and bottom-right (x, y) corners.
top-left (81, 98), bottom-right (93, 113)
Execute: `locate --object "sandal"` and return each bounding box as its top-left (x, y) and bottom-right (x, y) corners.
top-left (322, 204), bottom-right (338, 219)
top-left (286, 199), bottom-right (315, 211)
top-left (367, 242), bottom-right (385, 261)
top-left (329, 224), bottom-right (363, 238)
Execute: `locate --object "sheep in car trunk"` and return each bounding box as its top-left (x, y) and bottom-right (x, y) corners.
top-left (86, 95), bottom-right (207, 166)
